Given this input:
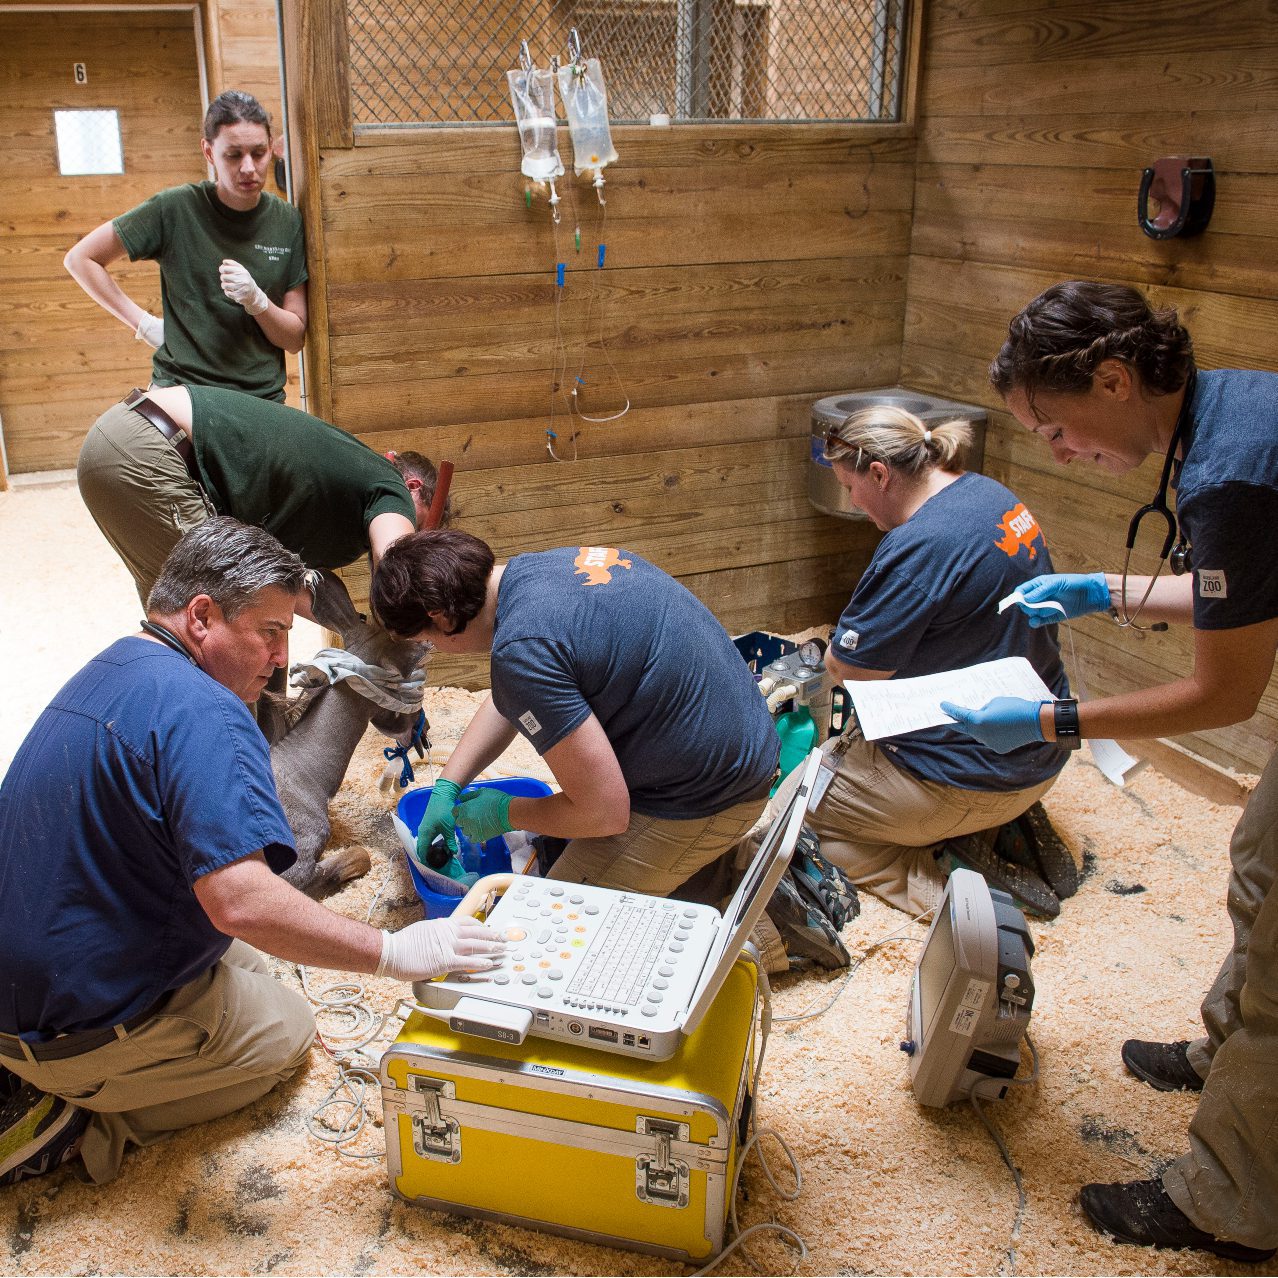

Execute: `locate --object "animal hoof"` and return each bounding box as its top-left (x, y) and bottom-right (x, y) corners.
top-left (324, 845), bottom-right (372, 885)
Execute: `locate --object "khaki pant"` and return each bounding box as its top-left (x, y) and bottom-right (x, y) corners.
top-left (547, 791), bottom-right (770, 896)
top-left (77, 399), bottom-right (213, 607)
top-left (5, 941), bottom-right (315, 1184)
top-left (1163, 745), bottom-right (1278, 1249)
top-left (749, 733), bottom-right (1056, 915)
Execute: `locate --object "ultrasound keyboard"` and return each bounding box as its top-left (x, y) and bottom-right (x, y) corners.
top-left (413, 875), bottom-right (721, 1059)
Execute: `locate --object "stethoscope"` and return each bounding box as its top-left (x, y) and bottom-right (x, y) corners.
top-left (140, 620), bottom-right (200, 668)
top-left (1116, 367), bottom-right (1196, 629)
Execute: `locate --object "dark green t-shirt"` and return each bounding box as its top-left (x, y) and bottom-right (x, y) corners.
top-left (114, 182), bottom-right (307, 401)
top-left (188, 386), bottom-right (415, 569)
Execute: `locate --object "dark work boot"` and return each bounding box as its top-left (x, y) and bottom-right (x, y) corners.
top-left (939, 834), bottom-right (1060, 919)
top-left (1079, 1177), bottom-right (1276, 1263)
top-left (1017, 801), bottom-right (1079, 899)
top-left (1120, 1039), bottom-right (1205, 1092)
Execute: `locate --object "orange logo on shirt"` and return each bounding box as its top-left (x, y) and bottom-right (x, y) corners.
top-left (574, 546), bottom-right (632, 586)
top-left (994, 504), bottom-right (1041, 560)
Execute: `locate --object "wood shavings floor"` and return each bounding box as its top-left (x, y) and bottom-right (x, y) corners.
top-left (3, 482), bottom-right (1274, 1276)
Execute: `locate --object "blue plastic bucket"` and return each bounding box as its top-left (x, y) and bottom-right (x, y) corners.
top-left (395, 776), bottom-right (554, 918)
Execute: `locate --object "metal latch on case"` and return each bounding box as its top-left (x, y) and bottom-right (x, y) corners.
top-left (635, 1116), bottom-right (690, 1208)
top-left (409, 1075), bottom-right (461, 1163)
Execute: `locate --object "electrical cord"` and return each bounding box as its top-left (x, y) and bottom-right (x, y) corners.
top-left (773, 907), bottom-right (933, 1025)
top-left (968, 1034), bottom-right (1040, 1277)
top-left (693, 970), bottom-right (807, 1276)
top-left (298, 866), bottom-right (404, 1160)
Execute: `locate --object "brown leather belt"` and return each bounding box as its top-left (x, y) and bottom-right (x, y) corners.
top-left (124, 387), bottom-right (200, 485)
top-left (0, 996), bottom-right (169, 1062)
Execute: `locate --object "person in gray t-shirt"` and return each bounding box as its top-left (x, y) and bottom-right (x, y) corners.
top-left (371, 531), bottom-right (780, 897)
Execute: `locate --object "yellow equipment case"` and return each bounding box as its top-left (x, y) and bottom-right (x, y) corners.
top-left (381, 952), bottom-right (760, 1263)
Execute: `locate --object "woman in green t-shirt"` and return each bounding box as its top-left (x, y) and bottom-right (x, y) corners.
top-left (64, 90), bottom-right (308, 402)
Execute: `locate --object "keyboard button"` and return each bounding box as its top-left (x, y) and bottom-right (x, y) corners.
top-left (647, 992), bottom-right (663, 1003)
top-left (521, 973), bottom-right (538, 985)
top-left (540, 909), bottom-right (552, 917)
top-left (548, 969), bottom-right (564, 980)
top-left (512, 963), bottom-right (525, 972)
top-left (668, 942), bottom-right (685, 954)
top-left (658, 966), bottom-right (674, 978)
top-left (681, 908), bottom-right (697, 919)
top-left (641, 1006), bottom-right (658, 1017)
top-left (537, 987), bottom-right (554, 999)
top-left (675, 930), bottom-right (690, 942)
top-left (653, 978), bottom-right (669, 991)
top-left (536, 929), bottom-right (551, 943)
top-left (584, 905), bottom-right (599, 915)
top-left (548, 886), bottom-right (565, 896)
top-left (505, 928), bottom-right (527, 941)
top-left (569, 893), bottom-right (584, 904)
top-left (494, 974), bottom-right (510, 985)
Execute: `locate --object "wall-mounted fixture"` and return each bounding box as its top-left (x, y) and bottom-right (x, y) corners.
top-left (1138, 156), bottom-right (1214, 239)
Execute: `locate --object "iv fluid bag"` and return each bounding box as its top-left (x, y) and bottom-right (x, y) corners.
top-left (557, 58), bottom-right (618, 178)
top-left (507, 68), bottom-right (564, 184)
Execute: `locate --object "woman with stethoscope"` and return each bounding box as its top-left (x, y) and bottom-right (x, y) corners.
top-left (942, 280), bottom-right (1278, 1265)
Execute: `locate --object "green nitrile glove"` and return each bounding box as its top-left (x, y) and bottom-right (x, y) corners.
top-left (456, 788), bottom-right (514, 844)
top-left (413, 778), bottom-right (461, 869)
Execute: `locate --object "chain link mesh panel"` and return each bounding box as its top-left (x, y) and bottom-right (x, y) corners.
top-left (346, 0), bottom-right (907, 127)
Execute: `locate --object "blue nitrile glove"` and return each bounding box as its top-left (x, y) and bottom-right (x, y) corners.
top-left (1014, 573), bottom-right (1111, 628)
top-left (940, 697), bottom-right (1048, 755)
top-left (413, 778), bottom-right (461, 869)
top-left (456, 788), bottom-right (514, 844)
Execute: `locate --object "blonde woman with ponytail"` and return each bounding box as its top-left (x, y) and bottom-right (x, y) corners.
top-left (760, 404), bottom-right (1071, 920)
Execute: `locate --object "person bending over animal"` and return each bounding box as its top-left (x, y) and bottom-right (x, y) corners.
top-left (370, 531), bottom-right (780, 895)
top-left (77, 382), bottom-right (444, 609)
top-left (0, 519), bottom-right (502, 1189)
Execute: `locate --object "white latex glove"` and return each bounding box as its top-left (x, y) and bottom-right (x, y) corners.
top-left (134, 312), bottom-right (164, 348)
top-left (375, 917), bottom-right (506, 981)
top-left (219, 259), bottom-right (269, 316)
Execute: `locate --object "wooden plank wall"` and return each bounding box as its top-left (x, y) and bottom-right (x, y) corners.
top-left (900, 0), bottom-right (1278, 774)
top-left (291, 1), bottom-right (913, 687)
top-left (0, 0), bottom-right (285, 481)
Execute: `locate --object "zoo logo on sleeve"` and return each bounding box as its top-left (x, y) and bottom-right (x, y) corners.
top-left (1197, 568), bottom-right (1227, 599)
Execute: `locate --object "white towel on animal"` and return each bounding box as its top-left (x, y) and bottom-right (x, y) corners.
top-left (290, 648), bottom-right (426, 714)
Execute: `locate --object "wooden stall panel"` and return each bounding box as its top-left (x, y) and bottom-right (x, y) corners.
top-left (902, 0), bottom-right (1278, 772)
top-left (0, 9), bottom-right (204, 474)
top-left (312, 119), bottom-right (912, 636)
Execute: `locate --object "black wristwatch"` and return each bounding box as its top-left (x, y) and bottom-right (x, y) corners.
top-left (1052, 698), bottom-right (1082, 750)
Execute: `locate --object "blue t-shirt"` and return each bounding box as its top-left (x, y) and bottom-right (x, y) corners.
top-left (0, 637), bottom-right (296, 1040)
top-left (490, 548), bottom-right (780, 819)
top-left (831, 472), bottom-right (1069, 791)
top-left (1175, 369), bottom-right (1278, 630)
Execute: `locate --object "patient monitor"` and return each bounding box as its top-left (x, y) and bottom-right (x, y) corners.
top-left (902, 868), bottom-right (1035, 1107)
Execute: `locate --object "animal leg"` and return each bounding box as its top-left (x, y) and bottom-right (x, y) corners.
top-left (317, 844), bottom-right (373, 887)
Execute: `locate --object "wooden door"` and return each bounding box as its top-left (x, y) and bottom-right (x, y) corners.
top-left (0, 9), bottom-right (206, 475)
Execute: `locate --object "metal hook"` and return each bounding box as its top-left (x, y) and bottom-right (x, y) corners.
top-left (567, 27), bottom-right (582, 65)
top-left (519, 39), bottom-right (532, 73)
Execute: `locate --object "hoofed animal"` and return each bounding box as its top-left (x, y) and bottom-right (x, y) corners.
top-left (261, 570), bottom-right (428, 896)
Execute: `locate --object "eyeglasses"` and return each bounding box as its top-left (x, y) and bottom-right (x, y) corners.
top-left (823, 428), bottom-right (854, 461)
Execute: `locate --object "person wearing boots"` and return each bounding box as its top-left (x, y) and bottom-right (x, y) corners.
top-left (756, 403), bottom-right (1073, 922)
top-left (943, 279), bottom-right (1278, 1264)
